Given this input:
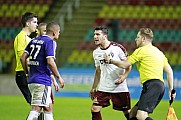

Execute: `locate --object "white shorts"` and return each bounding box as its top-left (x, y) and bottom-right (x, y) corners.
top-left (28, 83), bottom-right (52, 107)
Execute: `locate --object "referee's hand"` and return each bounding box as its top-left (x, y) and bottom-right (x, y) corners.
top-left (104, 54), bottom-right (111, 64)
top-left (169, 89), bottom-right (176, 105)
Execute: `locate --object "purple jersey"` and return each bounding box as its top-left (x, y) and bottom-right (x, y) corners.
top-left (25, 35), bottom-right (55, 86)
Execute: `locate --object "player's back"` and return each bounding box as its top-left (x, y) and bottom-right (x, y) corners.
top-left (25, 35), bottom-right (55, 86)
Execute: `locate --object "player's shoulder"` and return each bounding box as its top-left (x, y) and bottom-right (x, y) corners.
top-left (15, 30), bottom-right (31, 44)
top-left (110, 41), bottom-right (128, 54)
top-left (110, 41), bottom-right (125, 49)
top-left (132, 46), bottom-right (144, 56)
top-left (19, 30), bottom-right (27, 36)
top-left (93, 46), bottom-right (101, 53)
top-left (35, 35), bottom-right (52, 42)
top-left (15, 30), bottom-right (25, 39)
top-left (93, 47), bottom-right (101, 57)
top-left (43, 35), bottom-right (53, 42)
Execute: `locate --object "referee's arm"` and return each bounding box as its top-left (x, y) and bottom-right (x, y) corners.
top-left (163, 64), bottom-right (174, 92)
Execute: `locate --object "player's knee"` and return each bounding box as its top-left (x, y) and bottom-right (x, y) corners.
top-left (44, 106), bottom-right (53, 112)
top-left (91, 105), bottom-right (101, 112)
top-left (136, 110), bottom-right (148, 120)
top-left (136, 115), bottom-right (141, 120)
top-left (27, 110), bottom-right (40, 120)
top-left (33, 113), bottom-right (39, 120)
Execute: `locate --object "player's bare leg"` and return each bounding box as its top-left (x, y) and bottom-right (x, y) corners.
top-left (91, 105), bottom-right (102, 120)
top-left (43, 104), bottom-right (54, 120)
top-left (27, 106), bottom-right (42, 120)
top-left (129, 106), bottom-right (138, 120)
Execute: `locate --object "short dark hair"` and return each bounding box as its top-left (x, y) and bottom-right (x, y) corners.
top-left (21, 12), bottom-right (38, 27)
top-left (94, 26), bottom-right (108, 35)
top-left (46, 22), bottom-right (60, 33)
top-left (38, 23), bottom-right (47, 30)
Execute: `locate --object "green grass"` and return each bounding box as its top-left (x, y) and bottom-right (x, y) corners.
top-left (60, 84), bottom-right (91, 91)
top-left (0, 95), bottom-right (180, 120)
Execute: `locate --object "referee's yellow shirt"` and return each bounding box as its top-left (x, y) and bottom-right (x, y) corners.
top-left (128, 43), bottom-right (169, 84)
top-left (14, 30), bottom-right (31, 71)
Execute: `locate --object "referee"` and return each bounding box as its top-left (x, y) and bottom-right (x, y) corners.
top-left (104, 28), bottom-right (175, 120)
top-left (14, 12), bottom-right (38, 104)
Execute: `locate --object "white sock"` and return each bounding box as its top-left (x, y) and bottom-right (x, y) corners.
top-left (44, 112), bottom-right (54, 120)
top-left (27, 110), bottom-right (40, 120)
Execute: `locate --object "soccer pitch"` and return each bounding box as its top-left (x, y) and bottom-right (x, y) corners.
top-left (0, 95), bottom-right (180, 120)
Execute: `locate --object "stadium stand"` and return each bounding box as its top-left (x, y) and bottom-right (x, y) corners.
top-left (64, 0), bottom-right (181, 71)
top-left (0, 0), bottom-right (180, 73)
top-left (0, 0), bottom-right (54, 73)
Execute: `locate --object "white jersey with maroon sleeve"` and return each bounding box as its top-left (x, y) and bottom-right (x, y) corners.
top-left (93, 41), bottom-right (129, 93)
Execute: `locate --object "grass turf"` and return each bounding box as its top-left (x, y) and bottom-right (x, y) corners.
top-left (0, 95), bottom-right (180, 120)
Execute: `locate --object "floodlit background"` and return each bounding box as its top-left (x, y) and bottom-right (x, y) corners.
top-left (0, 0), bottom-right (181, 110)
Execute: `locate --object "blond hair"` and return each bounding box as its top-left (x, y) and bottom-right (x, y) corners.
top-left (139, 28), bottom-right (153, 40)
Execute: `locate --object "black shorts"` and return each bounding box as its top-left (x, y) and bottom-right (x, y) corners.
top-left (137, 79), bottom-right (165, 113)
top-left (15, 71), bottom-right (31, 104)
top-left (93, 91), bottom-right (131, 111)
